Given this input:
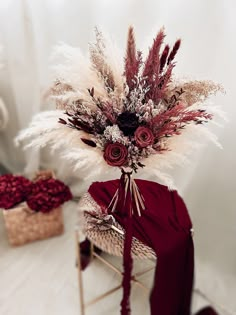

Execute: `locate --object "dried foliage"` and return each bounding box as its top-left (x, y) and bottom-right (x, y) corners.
top-left (166, 80), bottom-right (224, 106)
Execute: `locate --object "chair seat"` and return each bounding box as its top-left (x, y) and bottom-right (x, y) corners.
top-left (78, 192), bottom-right (156, 260)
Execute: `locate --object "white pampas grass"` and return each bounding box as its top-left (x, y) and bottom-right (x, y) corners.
top-left (144, 121), bottom-right (222, 189)
top-left (61, 147), bottom-right (106, 180)
top-left (100, 34), bottom-right (125, 95)
top-left (15, 110), bottom-right (112, 179)
top-left (15, 110), bottom-right (85, 151)
top-left (50, 43), bottom-right (109, 102)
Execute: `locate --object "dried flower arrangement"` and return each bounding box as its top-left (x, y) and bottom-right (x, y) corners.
top-left (0, 175), bottom-right (32, 209)
top-left (16, 27), bottom-right (224, 189)
top-left (0, 172), bottom-right (72, 246)
top-left (15, 27), bottom-right (225, 313)
top-left (0, 174), bottom-right (72, 211)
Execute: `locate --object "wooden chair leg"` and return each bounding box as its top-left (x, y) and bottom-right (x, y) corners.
top-left (75, 230), bottom-right (85, 315)
top-left (75, 232), bottom-right (154, 312)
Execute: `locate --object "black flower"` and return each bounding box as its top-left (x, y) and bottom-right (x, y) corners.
top-left (117, 111), bottom-right (139, 136)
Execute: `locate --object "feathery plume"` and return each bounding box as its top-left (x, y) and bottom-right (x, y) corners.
top-left (89, 27), bottom-right (115, 91)
top-left (125, 26), bottom-right (142, 90)
top-left (167, 39), bottom-right (181, 65)
top-left (159, 44), bottom-right (170, 73)
top-left (142, 28), bottom-right (165, 84)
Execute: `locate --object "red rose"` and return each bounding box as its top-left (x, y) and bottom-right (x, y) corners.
top-left (103, 142), bottom-right (128, 167)
top-left (26, 178), bottom-right (72, 213)
top-left (0, 174), bottom-right (32, 209)
top-left (134, 126), bottom-right (154, 148)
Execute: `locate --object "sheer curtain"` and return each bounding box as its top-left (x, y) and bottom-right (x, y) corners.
top-left (0, 0), bottom-right (235, 312)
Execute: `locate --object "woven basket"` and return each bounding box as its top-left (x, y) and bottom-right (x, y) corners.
top-left (2, 170), bottom-right (64, 246)
top-left (33, 169), bottom-right (56, 181)
top-left (78, 192), bottom-right (156, 260)
top-left (3, 205), bottom-right (63, 246)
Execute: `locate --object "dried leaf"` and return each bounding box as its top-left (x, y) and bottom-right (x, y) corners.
top-left (81, 138), bottom-right (97, 147)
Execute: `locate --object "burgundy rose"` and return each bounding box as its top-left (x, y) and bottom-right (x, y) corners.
top-left (134, 126), bottom-right (154, 148)
top-left (117, 111), bottom-right (139, 136)
top-left (26, 178), bottom-right (72, 213)
top-left (103, 142), bottom-right (128, 167)
top-left (0, 174), bottom-right (32, 209)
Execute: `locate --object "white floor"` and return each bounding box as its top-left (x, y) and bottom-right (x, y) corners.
top-left (0, 202), bottom-right (153, 315)
top-left (0, 201), bottom-right (235, 315)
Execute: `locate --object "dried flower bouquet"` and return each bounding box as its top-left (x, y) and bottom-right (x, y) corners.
top-left (0, 171), bottom-right (72, 246)
top-left (16, 27), bottom-right (224, 189)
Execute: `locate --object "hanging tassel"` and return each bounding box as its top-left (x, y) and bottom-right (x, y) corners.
top-left (108, 168), bottom-right (146, 315)
top-left (121, 216), bottom-right (132, 315)
top-left (108, 168), bottom-right (146, 216)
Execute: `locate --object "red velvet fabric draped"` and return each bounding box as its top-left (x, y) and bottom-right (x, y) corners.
top-left (88, 179), bottom-right (219, 315)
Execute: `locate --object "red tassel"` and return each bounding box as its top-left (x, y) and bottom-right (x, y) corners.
top-left (108, 169), bottom-right (145, 315)
top-left (121, 217), bottom-right (133, 315)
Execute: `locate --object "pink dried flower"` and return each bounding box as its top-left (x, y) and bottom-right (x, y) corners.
top-left (117, 111), bottom-right (139, 136)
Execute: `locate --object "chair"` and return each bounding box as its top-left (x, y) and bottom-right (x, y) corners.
top-left (75, 192), bottom-right (156, 315)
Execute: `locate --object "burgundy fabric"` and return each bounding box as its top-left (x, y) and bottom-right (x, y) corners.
top-left (195, 307), bottom-right (219, 315)
top-left (121, 217), bottom-right (133, 315)
top-left (89, 179), bottom-right (194, 315)
top-left (115, 171), bottom-right (134, 315)
top-left (79, 238), bottom-right (102, 270)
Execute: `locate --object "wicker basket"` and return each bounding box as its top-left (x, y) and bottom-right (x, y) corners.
top-left (2, 170), bottom-right (64, 246)
top-left (3, 204), bottom-right (63, 246)
top-left (78, 192), bottom-right (156, 260)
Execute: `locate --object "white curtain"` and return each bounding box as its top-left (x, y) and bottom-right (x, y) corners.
top-left (0, 0), bottom-right (235, 312)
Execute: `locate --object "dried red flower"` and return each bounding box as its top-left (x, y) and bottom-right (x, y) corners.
top-left (0, 174), bottom-right (32, 209)
top-left (26, 178), bottom-right (72, 213)
top-left (117, 111), bottom-right (139, 136)
top-left (134, 126), bottom-right (154, 148)
top-left (104, 143), bottom-right (128, 167)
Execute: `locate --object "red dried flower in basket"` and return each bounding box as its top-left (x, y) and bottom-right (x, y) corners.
top-left (26, 178), bottom-right (72, 213)
top-left (0, 174), bottom-right (32, 209)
